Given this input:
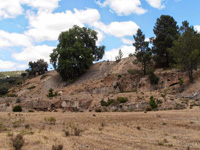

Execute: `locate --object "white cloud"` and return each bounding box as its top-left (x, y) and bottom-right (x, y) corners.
top-left (96, 30), bottom-right (104, 46)
top-left (146, 0), bottom-right (165, 9)
top-left (20, 0), bottom-right (61, 13)
top-left (121, 38), bottom-right (134, 45)
top-left (0, 0), bottom-right (23, 19)
top-left (25, 8), bottom-right (101, 42)
top-left (0, 0), bottom-right (61, 20)
top-left (12, 45), bottom-right (55, 63)
top-left (0, 59), bottom-right (26, 71)
top-left (94, 21), bottom-right (139, 38)
top-left (194, 25), bottom-right (200, 33)
top-left (0, 30), bottom-right (32, 48)
top-left (95, 0), bottom-right (147, 16)
top-left (103, 45), bottom-right (135, 61)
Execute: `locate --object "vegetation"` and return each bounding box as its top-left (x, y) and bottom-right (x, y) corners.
top-left (133, 29), bottom-right (151, 75)
top-left (26, 59), bottom-right (48, 76)
top-left (0, 87), bottom-right (8, 96)
top-left (169, 21), bottom-right (200, 83)
top-left (27, 85), bottom-right (36, 90)
top-left (152, 15), bottom-right (179, 68)
top-left (115, 49), bottom-right (123, 62)
top-left (47, 88), bottom-right (58, 97)
top-left (11, 134), bottom-right (24, 150)
top-left (50, 25), bottom-right (105, 82)
top-left (101, 97), bottom-right (128, 107)
top-left (149, 96), bottom-right (158, 109)
top-left (44, 117), bottom-right (56, 125)
top-left (52, 144), bottom-right (63, 150)
top-left (148, 71), bottom-right (159, 85)
top-left (117, 97), bottom-right (128, 103)
top-left (127, 69), bottom-right (140, 75)
top-left (13, 106), bottom-right (22, 112)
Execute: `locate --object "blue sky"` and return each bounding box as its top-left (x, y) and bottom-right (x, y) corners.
top-left (0, 0), bottom-right (200, 71)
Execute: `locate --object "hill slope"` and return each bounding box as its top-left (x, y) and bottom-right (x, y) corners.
top-left (0, 56), bottom-right (200, 112)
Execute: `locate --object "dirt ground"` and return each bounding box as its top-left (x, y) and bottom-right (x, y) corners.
top-left (0, 108), bottom-right (200, 150)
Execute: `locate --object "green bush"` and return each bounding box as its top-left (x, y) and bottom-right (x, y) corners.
top-left (101, 99), bottom-right (114, 107)
top-left (127, 69), bottom-right (140, 75)
top-left (47, 88), bottom-right (59, 97)
top-left (0, 87), bottom-right (8, 95)
top-left (13, 106), bottom-right (22, 112)
top-left (148, 71), bottom-right (159, 85)
top-left (117, 97), bottom-right (128, 103)
top-left (149, 96), bottom-right (158, 109)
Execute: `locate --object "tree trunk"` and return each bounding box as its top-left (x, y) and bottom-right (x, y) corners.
top-left (188, 69), bottom-right (194, 83)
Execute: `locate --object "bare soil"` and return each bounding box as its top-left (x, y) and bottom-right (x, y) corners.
top-left (0, 108), bottom-right (200, 150)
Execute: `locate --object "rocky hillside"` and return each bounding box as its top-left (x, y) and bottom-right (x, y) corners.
top-left (0, 56), bottom-right (200, 112)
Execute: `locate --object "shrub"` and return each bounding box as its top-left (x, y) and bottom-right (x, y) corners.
top-left (127, 69), bottom-right (140, 75)
top-left (117, 97), bottom-right (128, 103)
top-left (149, 96), bottom-right (158, 109)
top-left (13, 106), bottom-right (22, 112)
top-left (148, 71), bottom-right (159, 85)
top-left (40, 74), bottom-right (48, 80)
top-left (178, 78), bottom-right (184, 93)
top-left (52, 144), bottom-right (63, 150)
top-left (0, 87), bottom-right (8, 95)
top-left (101, 99), bottom-right (114, 107)
top-left (27, 85), bottom-right (36, 90)
top-left (47, 88), bottom-right (58, 97)
top-left (74, 127), bottom-right (81, 136)
top-left (117, 74), bottom-right (122, 78)
top-left (44, 117), bottom-right (56, 125)
top-left (11, 134), bottom-right (24, 150)
top-left (6, 94), bottom-right (18, 97)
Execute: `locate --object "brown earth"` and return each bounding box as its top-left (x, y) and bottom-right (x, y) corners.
top-left (0, 108), bottom-right (200, 150)
top-left (0, 56), bottom-right (200, 112)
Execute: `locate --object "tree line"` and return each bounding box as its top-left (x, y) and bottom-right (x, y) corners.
top-left (26, 15), bottom-right (200, 84)
top-left (133, 15), bottom-right (200, 83)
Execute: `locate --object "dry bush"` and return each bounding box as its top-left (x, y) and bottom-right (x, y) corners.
top-left (11, 134), bottom-right (24, 150)
top-left (52, 144), bottom-right (63, 150)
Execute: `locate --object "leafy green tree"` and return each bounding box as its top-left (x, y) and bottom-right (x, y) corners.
top-left (153, 15), bottom-right (179, 68)
top-left (133, 29), bottom-right (151, 75)
top-left (27, 59), bottom-right (48, 76)
top-left (169, 24), bottom-right (200, 83)
top-left (115, 49), bottom-right (123, 62)
top-left (50, 25), bottom-right (105, 81)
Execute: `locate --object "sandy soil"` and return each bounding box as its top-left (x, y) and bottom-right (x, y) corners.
top-left (0, 108), bottom-right (200, 150)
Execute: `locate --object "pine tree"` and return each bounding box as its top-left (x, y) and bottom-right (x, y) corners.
top-left (133, 29), bottom-right (151, 75)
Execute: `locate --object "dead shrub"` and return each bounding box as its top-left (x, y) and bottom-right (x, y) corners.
top-left (52, 144), bottom-right (63, 150)
top-left (11, 134), bottom-right (24, 150)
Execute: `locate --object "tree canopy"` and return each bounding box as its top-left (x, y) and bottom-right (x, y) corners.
top-left (50, 25), bottom-right (105, 81)
top-left (153, 15), bottom-right (179, 68)
top-left (169, 22), bottom-right (200, 83)
top-left (133, 29), bottom-right (151, 75)
top-left (26, 59), bottom-right (48, 76)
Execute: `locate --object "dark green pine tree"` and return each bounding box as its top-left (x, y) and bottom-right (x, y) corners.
top-left (169, 22), bottom-right (200, 83)
top-left (153, 15), bottom-right (179, 68)
top-left (133, 29), bottom-right (151, 75)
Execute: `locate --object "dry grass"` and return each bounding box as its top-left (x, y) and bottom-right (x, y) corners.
top-left (0, 108), bottom-right (200, 150)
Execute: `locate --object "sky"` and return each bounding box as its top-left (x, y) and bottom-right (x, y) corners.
top-left (0, 0), bottom-right (200, 71)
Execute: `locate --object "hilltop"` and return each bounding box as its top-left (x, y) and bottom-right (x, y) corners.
top-left (0, 56), bottom-right (199, 112)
